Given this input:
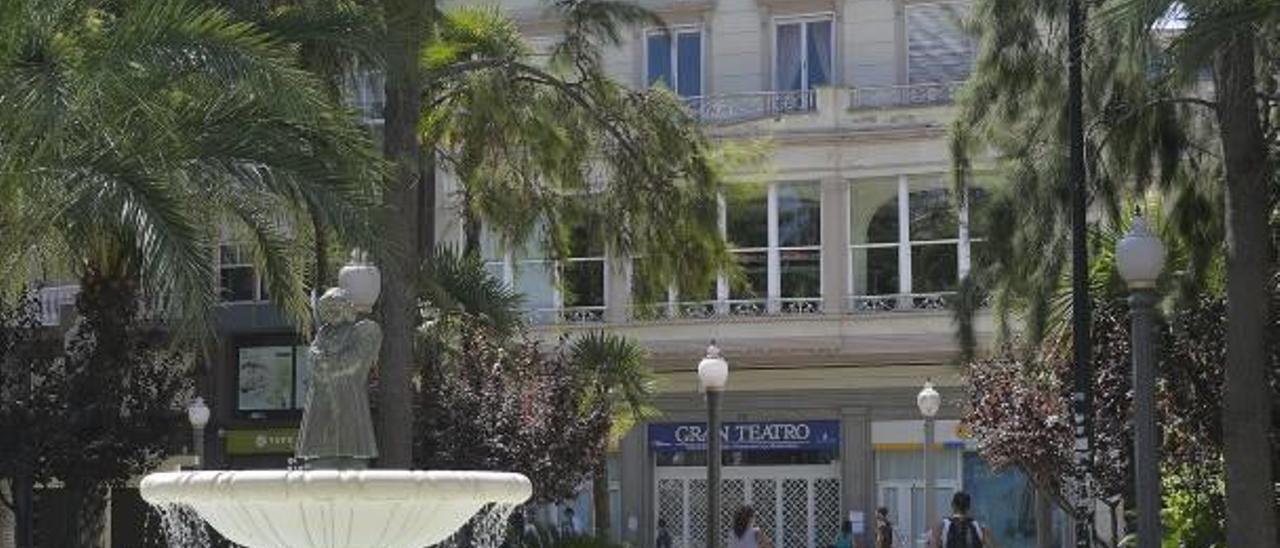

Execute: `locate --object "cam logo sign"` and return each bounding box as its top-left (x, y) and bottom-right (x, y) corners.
top-left (648, 420), bottom-right (839, 452)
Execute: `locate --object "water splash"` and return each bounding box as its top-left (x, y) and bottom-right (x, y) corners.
top-left (152, 503), bottom-right (217, 548)
top-left (436, 503), bottom-right (516, 548)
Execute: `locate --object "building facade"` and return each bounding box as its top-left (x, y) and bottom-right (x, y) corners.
top-left (428, 0), bottom-right (1059, 547)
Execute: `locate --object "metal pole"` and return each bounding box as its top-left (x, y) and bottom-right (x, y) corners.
top-left (1130, 290), bottom-right (1161, 547)
top-left (193, 425), bottom-right (206, 469)
top-left (707, 389), bottom-right (723, 548)
top-left (924, 417), bottom-right (937, 544)
top-left (1067, 0), bottom-right (1094, 544)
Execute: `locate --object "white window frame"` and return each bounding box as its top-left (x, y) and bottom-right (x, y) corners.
top-left (217, 242), bottom-right (267, 303)
top-left (771, 13), bottom-right (837, 93)
top-left (643, 25), bottom-right (706, 97)
top-left (483, 239), bottom-right (608, 323)
top-left (846, 175), bottom-right (979, 306)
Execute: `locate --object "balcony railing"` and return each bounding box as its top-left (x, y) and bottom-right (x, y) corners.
top-left (684, 90), bottom-right (817, 125)
top-left (847, 82), bottom-right (964, 111)
top-left (847, 292), bottom-right (956, 314)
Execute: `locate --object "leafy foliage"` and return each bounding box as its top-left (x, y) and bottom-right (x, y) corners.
top-left (414, 315), bottom-right (612, 502)
top-left (0, 0), bottom-right (382, 331)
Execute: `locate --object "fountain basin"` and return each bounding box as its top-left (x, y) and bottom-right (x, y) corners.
top-left (140, 470), bottom-right (532, 548)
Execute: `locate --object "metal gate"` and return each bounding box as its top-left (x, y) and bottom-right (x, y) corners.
top-left (655, 465), bottom-right (841, 548)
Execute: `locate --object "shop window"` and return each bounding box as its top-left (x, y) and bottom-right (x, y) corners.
top-left (237, 344), bottom-right (310, 412)
top-left (777, 182), bottom-right (821, 300)
top-left (726, 184), bottom-right (769, 301)
top-left (722, 181), bottom-right (823, 305)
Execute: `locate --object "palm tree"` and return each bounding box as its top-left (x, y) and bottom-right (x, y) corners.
top-left (952, 0), bottom-right (1279, 543)
top-left (569, 331), bottom-right (658, 537)
top-left (0, 1), bottom-right (382, 542)
top-left (216, 0), bottom-right (732, 465)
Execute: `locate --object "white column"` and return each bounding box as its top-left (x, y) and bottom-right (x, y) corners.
top-left (767, 183), bottom-right (781, 313)
top-left (896, 175), bottom-right (912, 308)
top-left (821, 177), bottom-right (849, 314)
top-left (605, 249), bottom-right (630, 323)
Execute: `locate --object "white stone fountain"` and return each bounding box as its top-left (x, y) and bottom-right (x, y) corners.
top-left (141, 252), bottom-right (532, 548)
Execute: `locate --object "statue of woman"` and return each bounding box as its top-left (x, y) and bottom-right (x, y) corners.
top-left (296, 287), bottom-right (381, 467)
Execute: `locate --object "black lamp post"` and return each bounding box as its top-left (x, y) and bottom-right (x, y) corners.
top-left (698, 343), bottom-right (728, 548)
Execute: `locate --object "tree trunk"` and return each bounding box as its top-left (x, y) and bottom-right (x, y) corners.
top-left (375, 0), bottom-right (429, 469)
top-left (67, 483), bottom-right (108, 548)
top-left (592, 460), bottom-right (610, 538)
top-left (10, 474), bottom-right (31, 548)
top-left (0, 481), bottom-right (14, 548)
top-left (1213, 27), bottom-right (1278, 548)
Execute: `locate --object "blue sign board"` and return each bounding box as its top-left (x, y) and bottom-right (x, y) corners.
top-left (648, 420), bottom-right (839, 452)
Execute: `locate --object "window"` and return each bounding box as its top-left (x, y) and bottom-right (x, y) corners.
top-left (646, 28), bottom-right (703, 97)
top-left (482, 218), bottom-right (607, 323)
top-left (775, 17), bottom-right (833, 91)
top-left (722, 181), bottom-right (822, 313)
top-left (906, 2), bottom-right (975, 84)
top-left (237, 343), bottom-right (311, 412)
top-left (849, 175), bottom-right (985, 310)
top-left (219, 243), bottom-right (267, 302)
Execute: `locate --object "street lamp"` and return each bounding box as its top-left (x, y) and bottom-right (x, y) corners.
top-left (698, 343), bottom-right (728, 548)
top-left (917, 380), bottom-right (941, 544)
top-left (187, 397), bottom-right (211, 469)
top-left (1116, 215), bottom-right (1165, 548)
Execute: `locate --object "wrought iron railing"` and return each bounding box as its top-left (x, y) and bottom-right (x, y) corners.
top-left (527, 306), bottom-right (607, 325)
top-left (846, 292), bottom-right (956, 313)
top-left (847, 82), bottom-right (964, 111)
top-left (684, 90), bottom-right (817, 125)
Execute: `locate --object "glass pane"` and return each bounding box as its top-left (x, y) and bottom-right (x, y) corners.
top-left (880, 487), bottom-right (899, 523)
top-left (567, 217), bottom-right (604, 258)
top-left (911, 486), bottom-right (924, 543)
top-left (647, 33), bottom-right (672, 88)
top-left (676, 32), bottom-right (702, 97)
top-left (780, 249), bottom-right (820, 298)
top-left (908, 176), bottom-right (958, 241)
top-left (563, 260), bottom-right (604, 307)
top-left (483, 262), bottom-right (507, 286)
top-left (776, 23), bottom-right (803, 91)
top-left (514, 261), bottom-right (555, 309)
top-left (853, 247), bottom-right (899, 296)
top-left (806, 20), bottom-right (833, 87)
top-left (294, 345), bottom-right (311, 408)
top-left (730, 251), bottom-right (767, 299)
top-left (725, 184), bottom-right (768, 249)
top-left (480, 227), bottom-right (504, 261)
top-left (238, 346), bottom-right (294, 410)
top-left (777, 182), bottom-right (821, 247)
top-left (219, 244), bottom-right (245, 265)
top-left (907, 2), bottom-right (974, 84)
top-left (851, 178), bottom-right (899, 245)
top-left (911, 243), bottom-right (958, 293)
top-left (630, 258), bottom-right (664, 305)
top-left (967, 184), bottom-right (993, 239)
top-left (220, 266), bottom-right (257, 302)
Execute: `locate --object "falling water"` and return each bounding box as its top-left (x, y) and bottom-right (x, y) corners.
top-left (436, 503), bottom-right (517, 548)
top-left (151, 503), bottom-right (217, 548)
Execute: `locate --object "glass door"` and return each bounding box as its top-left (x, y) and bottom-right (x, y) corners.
top-left (774, 17), bottom-right (832, 112)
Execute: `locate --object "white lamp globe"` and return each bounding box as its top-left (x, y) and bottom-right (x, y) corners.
top-left (697, 344), bottom-right (729, 391)
top-left (187, 397), bottom-right (211, 429)
top-left (917, 380), bottom-right (941, 418)
top-left (338, 249), bottom-right (382, 312)
top-left (1115, 216), bottom-right (1166, 289)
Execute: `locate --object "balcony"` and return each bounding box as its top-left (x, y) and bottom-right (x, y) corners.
top-left (683, 81), bottom-right (966, 128)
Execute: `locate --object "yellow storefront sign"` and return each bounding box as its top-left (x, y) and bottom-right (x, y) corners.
top-left (225, 428), bottom-right (298, 455)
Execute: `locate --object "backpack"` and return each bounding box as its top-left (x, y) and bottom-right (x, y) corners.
top-left (942, 517), bottom-right (983, 548)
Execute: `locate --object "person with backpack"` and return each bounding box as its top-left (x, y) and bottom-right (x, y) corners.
top-left (927, 492), bottom-right (996, 548)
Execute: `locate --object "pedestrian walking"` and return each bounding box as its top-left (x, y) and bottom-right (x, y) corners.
top-left (730, 505), bottom-right (773, 548)
top-left (874, 508), bottom-right (893, 548)
top-left (927, 492), bottom-right (995, 548)
top-left (834, 520), bottom-right (855, 548)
